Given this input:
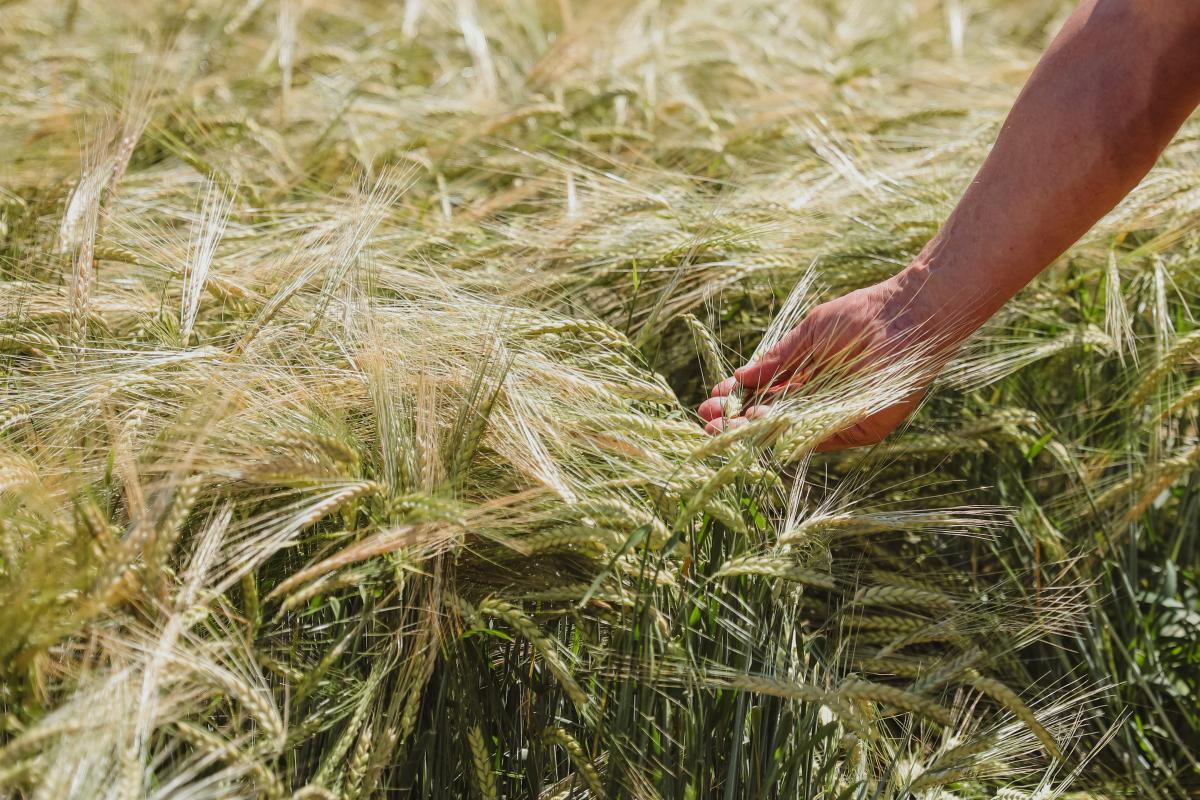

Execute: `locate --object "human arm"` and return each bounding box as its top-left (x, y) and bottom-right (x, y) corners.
top-left (700, 0), bottom-right (1200, 448)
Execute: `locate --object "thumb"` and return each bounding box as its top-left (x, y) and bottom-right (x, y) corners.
top-left (734, 322), bottom-right (811, 389)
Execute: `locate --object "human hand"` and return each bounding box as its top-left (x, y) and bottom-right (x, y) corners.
top-left (697, 275), bottom-right (947, 451)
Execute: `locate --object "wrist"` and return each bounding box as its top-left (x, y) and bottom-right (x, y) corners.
top-left (883, 259), bottom-right (989, 351)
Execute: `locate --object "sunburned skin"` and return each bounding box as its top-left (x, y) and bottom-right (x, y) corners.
top-left (700, 0), bottom-right (1200, 449)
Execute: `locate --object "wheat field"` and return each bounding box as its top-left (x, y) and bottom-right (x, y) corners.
top-left (0, 1), bottom-right (1197, 798)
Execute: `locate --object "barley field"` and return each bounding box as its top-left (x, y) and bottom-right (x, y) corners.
top-left (0, 1), bottom-right (1197, 798)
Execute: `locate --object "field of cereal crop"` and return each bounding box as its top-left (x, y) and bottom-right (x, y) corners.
top-left (1, 1), bottom-right (1197, 797)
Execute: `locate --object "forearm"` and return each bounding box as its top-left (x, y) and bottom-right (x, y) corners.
top-left (896, 0), bottom-right (1200, 338)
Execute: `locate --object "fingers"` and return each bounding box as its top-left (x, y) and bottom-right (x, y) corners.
top-left (733, 322), bottom-right (811, 389)
top-left (697, 395), bottom-right (726, 422)
top-left (704, 318), bottom-right (818, 430)
top-left (698, 376), bottom-right (740, 422)
top-left (743, 404), bottom-right (772, 420)
top-left (701, 404), bottom-right (770, 435)
top-left (698, 379), bottom-right (781, 430)
top-left (710, 377), bottom-right (738, 398)
top-left (704, 416), bottom-right (747, 435)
